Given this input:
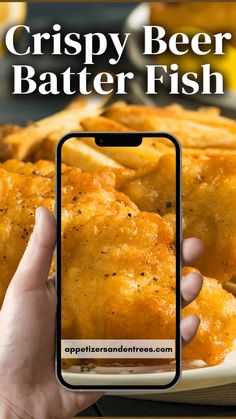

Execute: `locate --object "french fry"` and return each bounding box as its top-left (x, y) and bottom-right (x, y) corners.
top-left (31, 136), bottom-right (57, 162)
top-left (34, 132), bottom-right (122, 172)
top-left (80, 115), bottom-right (133, 132)
top-left (81, 116), bottom-right (176, 151)
top-left (0, 96), bottom-right (104, 161)
top-left (80, 117), bottom-right (166, 169)
top-left (228, 274), bottom-right (236, 284)
top-left (141, 139), bottom-right (236, 158)
top-left (80, 116), bottom-right (174, 167)
top-left (144, 142), bottom-right (236, 159)
top-left (83, 139), bottom-right (163, 168)
top-left (190, 106), bottom-right (220, 116)
top-left (105, 105), bottom-right (236, 149)
top-left (0, 124), bottom-right (21, 141)
top-left (141, 137), bottom-right (176, 152)
top-left (164, 104), bottom-right (236, 133)
top-left (65, 93), bottom-right (110, 112)
top-left (103, 100), bottom-right (127, 110)
top-left (106, 103), bottom-right (236, 135)
top-left (80, 115), bottom-right (175, 151)
top-left (223, 281), bottom-right (236, 296)
top-left (182, 147), bottom-right (236, 157)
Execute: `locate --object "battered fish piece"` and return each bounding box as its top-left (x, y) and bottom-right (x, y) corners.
top-left (61, 211), bottom-right (176, 339)
top-left (0, 164), bottom-right (138, 307)
top-left (1, 160), bottom-right (236, 367)
top-left (0, 159), bottom-right (90, 179)
top-left (0, 159), bottom-right (58, 178)
top-left (119, 155), bottom-right (236, 284)
top-left (183, 268), bottom-right (236, 364)
top-left (61, 207), bottom-right (236, 366)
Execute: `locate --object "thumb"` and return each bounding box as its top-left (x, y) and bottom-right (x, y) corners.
top-left (9, 206), bottom-right (56, 293)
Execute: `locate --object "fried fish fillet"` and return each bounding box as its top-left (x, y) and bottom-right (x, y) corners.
top-left (0, 160), bottom-right (236, 367)
top-left (61, 208), bottom-right (236, 366)
top-left (0, 159), bottom-right (58, 178)
top-left (183, 267), bottom-right (236, 364)
top-left (0, 163), bottom-right (138, 308)
top-left (119, 154), bottom-right (236, 284)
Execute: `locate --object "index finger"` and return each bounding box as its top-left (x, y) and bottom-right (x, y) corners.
top-left (11, 207), bottom-right (56, 292)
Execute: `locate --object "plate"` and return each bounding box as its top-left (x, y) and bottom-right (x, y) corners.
top-left (62, 347), bottom-right (236, 394)
top-left (124, 3), bottom-right (236, 110)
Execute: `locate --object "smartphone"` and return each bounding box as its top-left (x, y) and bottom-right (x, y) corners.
top-left (56, 132), bottom-right (181, 391)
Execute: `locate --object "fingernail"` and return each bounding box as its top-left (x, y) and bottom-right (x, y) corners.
top-left (183, 271), bottom-right (203, 282)
top-left (181, 315), bottom-right (201, 343)
top-left (181, 272), bottom-right (203, 304)
top-left (183, 272), bottom-right (204, 291)
top-left (35, 207), bottom-right (41, 223)
top-left (35, 207), bottom-right (44, 233)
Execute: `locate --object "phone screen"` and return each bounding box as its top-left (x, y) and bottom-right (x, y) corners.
top-left (56, 133), bottom-right (181, 390)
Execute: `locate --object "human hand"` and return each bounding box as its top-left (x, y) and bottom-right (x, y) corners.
top-left (0, 207), bottom-right (203, 419)
top-left (181, 238), bottom-right (204, 345)
top-left (0, 207), bottom-right (100, 419)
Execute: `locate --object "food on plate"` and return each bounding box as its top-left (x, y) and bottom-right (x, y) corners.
top-left (1, 97), bottom-right (236, 368)
top-left (118, 154), bottom-right (236, 284)
top-left (0, 159), bottom-right (236, 367)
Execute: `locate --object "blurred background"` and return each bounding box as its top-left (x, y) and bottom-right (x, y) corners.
top-left (1, 2), bottom-right (236, 125)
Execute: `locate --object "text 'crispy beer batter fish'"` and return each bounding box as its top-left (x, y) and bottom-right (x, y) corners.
top-left (0, 160), bottom-right (236, 366)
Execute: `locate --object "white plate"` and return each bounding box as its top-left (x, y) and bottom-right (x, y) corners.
top-left (62, 347), bottom-right (236, 394)
top-left (124, 3), bottom-right (236, 110)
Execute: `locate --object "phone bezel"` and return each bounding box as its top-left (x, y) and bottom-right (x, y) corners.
top-left (55, 132), bottom-right (182, 391)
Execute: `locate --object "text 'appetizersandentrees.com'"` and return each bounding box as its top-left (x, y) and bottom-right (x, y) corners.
top-left (61, 340), bottom-right (175, 358)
